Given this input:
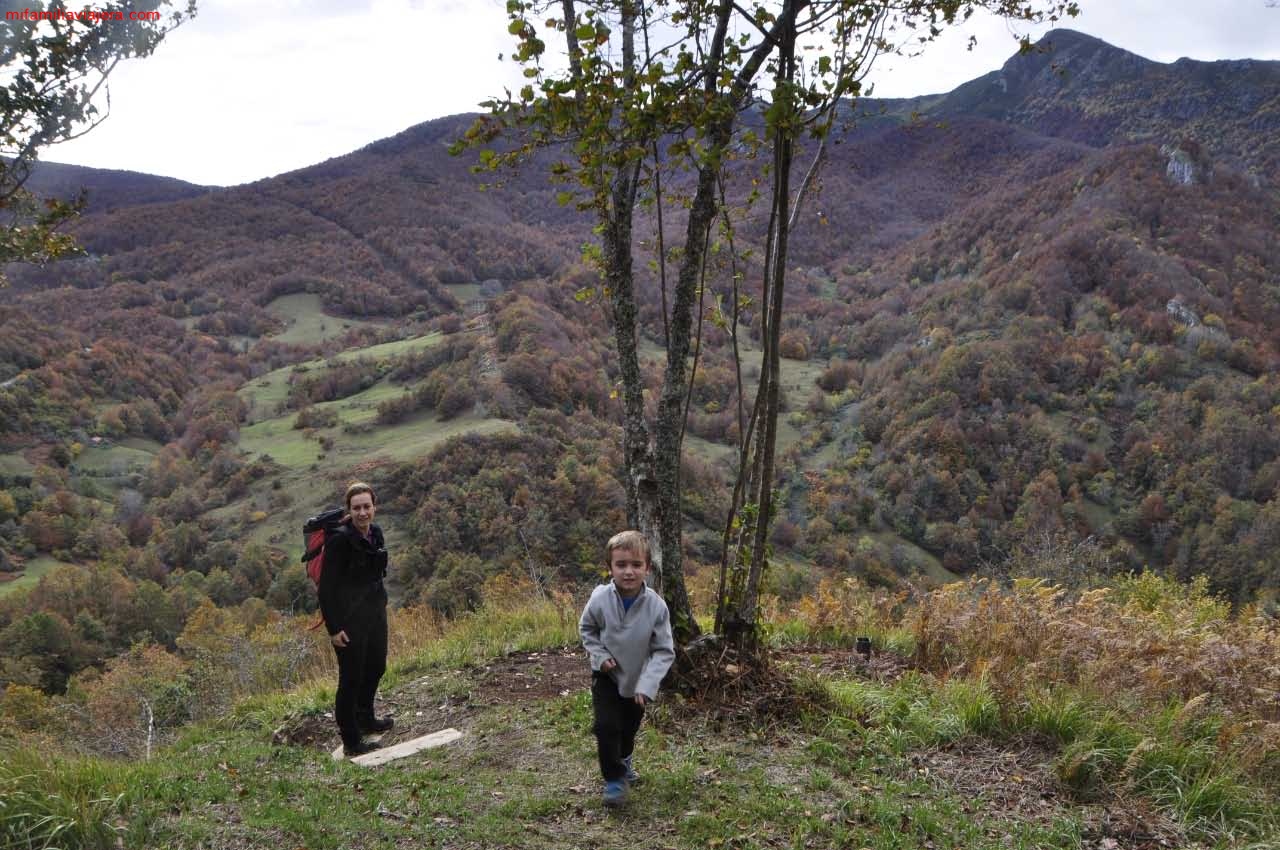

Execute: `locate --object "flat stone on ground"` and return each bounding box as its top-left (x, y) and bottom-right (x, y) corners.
top-left (330, 728), bottom-right (465, 765)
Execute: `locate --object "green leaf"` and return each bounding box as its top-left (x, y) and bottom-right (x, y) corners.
top-left (556, 191), bottom-right (573, 206)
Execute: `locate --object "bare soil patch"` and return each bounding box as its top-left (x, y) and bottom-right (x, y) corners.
top-left (279, 647), bottom-right (589, 755)
top-left (918, 737), bottom-right (1195, 850)
top-left (270, 714), bottom-right (332, 748)
top-left (466, 647), bottom-right (588, 704)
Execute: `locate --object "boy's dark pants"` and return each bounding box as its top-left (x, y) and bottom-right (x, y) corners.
top-left (333, 601), bottom-right (388, 747)
top-left (591, 672), bottom-right (645, 782)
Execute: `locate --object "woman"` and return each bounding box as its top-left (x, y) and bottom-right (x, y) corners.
top-left (318, 481), bottom-right (393, 756)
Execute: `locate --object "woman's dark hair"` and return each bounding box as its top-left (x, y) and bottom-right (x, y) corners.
top-left (344, 481), bottom-right (376, 509)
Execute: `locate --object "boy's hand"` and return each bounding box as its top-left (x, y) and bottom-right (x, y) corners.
top-left (634, 694), bottom-right (649, 706)
top-left (601, 658), bottom-right (618, 672)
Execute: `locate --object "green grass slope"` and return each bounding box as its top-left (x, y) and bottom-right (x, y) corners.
top-left (5, 581), bottom-right (1275, 850)
top-left (0, 555), bottom-right (73, 599)
top-left (264, 293), bottom-right (387, 345)
top-left (216, 328), bottom-right (515, 556)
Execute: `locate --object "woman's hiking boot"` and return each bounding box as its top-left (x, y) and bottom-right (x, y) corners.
top-left (343, 738), bottom-right (381, 758)
top-left (358, 714), bottom-right (395, 734)
top-left (622, 755), bottom-right (639, 784)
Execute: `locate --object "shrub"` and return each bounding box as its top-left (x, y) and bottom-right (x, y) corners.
top-left (909, 575), bottom-right (1280, 781)
top-left (292, 406), bottom-right (338, 430)
top-left (437, 381), bottom-right (475, 420)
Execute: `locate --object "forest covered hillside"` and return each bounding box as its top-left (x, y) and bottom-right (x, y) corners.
top-left (1, 27), bottom-right (1278, 716)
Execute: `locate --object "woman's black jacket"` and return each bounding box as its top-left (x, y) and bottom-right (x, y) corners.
top-left (317, 521), bottom-right (388, 637)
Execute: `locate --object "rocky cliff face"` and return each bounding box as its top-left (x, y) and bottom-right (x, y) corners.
top-left (929, 29), bottom-right (1280, 181)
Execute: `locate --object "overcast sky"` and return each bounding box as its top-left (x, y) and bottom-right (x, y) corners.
top-left (36, 0), bottom-right (1280, 187)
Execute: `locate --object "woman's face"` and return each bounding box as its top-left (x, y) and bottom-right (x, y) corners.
top-left (349, 492), bottom-right (376, 533)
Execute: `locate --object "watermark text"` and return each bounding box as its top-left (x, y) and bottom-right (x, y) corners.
top-left (6, 8), bottom-right (162, 23)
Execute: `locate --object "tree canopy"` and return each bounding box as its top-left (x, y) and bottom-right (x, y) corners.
top-left (464, 0), bottom-right (1079, 653)
top-left (1, 0), bottom-right (196, 277)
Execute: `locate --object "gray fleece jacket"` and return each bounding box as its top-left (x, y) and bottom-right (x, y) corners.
top-left (579, 582), bottom-right (675, 700)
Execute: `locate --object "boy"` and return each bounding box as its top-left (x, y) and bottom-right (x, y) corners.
top-left (579, 530), bottom-right (675, 807)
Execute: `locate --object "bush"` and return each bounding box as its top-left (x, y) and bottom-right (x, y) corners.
top-left (375, 393), bottom-right (418, 425)
top-left (437, 381), bottom-right (475, 420)
top-left (817, 359), bottom-right (860, 392)
top-left (909, 575), bottom-right (1280, 782)
top-left (292, 407), bottom-right (338, 430)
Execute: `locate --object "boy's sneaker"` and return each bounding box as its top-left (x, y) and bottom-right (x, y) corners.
top-left (602, 779), bottom-right (628, 807)
top-left (622, 755), bottom-right (639, 784)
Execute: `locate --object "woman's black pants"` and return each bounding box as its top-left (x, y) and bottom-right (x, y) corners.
top-left (591, 672), bottom-right (645, 782)
top-left (333, 603), bottom-right (387, 747)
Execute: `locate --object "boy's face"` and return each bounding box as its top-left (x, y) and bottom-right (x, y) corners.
top-left (609, 546), bottom-right (649, 596)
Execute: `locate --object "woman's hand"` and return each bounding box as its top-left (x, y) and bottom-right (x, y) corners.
top-left (331, 630), bottom-right (350, 648)
top-left (601, 658), bottom-right (617, 672)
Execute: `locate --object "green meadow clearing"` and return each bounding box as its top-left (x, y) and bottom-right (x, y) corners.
top-left (239, 408), bottom-right (516, 470)
top-left (0, 555), bottom-right (74, 598)
top-left (74, 440), bottom-right (161, 476)
top-left (239, 331), bottom-right (447, 424)
top-left (0, 452), bottom-right (34, 478)
top-left (224, 326), bottom-right (517, 554)
top-left (264, 293), bottom-right (387, 345)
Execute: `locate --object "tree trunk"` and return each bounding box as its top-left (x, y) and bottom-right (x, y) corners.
top-left (650, 135), bottom-right (726, 644)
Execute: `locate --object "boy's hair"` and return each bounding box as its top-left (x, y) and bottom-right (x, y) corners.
top-left (605, 530), bottom-right (650, 565)
top-left (344, 481), bottom-right (377, 509)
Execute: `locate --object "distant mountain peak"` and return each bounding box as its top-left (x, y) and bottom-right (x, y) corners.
top-left (996, 28), bottom-right (1151, 92)
top-left (928, 29), bottom-right (1280, 176)
top-left (1029, 28), bottom-right (1126, 55)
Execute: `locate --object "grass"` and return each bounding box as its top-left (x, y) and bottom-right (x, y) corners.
top-left (8, 589), bottom-right (1277, 849)
top-left (800, 434), bottom-right (846, 471)
top-left (392, 598), bottom-right (580, 680)
top-left (235, 327), bottom-right (469, 447)
top-left (221, 320), bottom-right (514, 563)
top-left (264, 293), bottom-right (386, 345)
top-left (823, 673), bottom-right (1000, 750)
top-left (0, 747), bottom-right (130, 850)
top-left (867, 530), bottom-right (960, 584)
top-left (102, 683), bottom-right (1101, 849)
top-left (0, 555), bottom-right (73, 599)
top-left (73, 443), bottom-right (156, 476)
top-left (238, 330), bottom-right (445, 424)
top-left (639, 330), bottom-right (831, 467)
top-left (444, 282), bottom-right (483, 303)
top-left (239, 409), bottom-right (516, 469)
top-left (0, 452), bottom-right (34, 478)
top-left (683, 432), bottom-right (737, 467)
